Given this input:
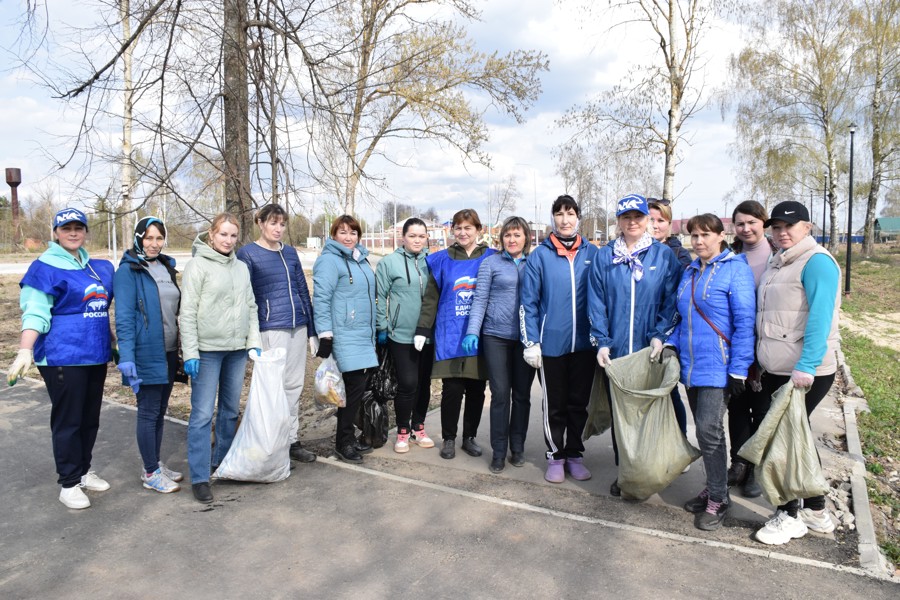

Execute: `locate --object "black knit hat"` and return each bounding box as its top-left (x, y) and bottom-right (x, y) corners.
top-left (133, 216), bottom-right (167, 257)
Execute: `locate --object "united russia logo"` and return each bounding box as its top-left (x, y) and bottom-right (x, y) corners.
top-left (83, 284), bottom-right (109, 314)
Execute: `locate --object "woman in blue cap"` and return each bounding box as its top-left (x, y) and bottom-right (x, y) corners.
top-left (114, 216), bottom-right (184, 494)
top-left (8, 208), bottom-right (116, 509)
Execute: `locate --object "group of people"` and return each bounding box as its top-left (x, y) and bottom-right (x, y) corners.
top-left (8, 192), bottom-right (840, 548)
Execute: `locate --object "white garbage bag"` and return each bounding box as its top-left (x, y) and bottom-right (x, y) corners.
top-left (214, 347), bottom-right (291, 483)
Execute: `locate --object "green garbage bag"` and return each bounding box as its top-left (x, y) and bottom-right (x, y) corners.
top-left (607, 347), bottom-right (700, 501)
top-left (738, 382), bottom-right (828, 508)
top-left (582, 365), bottom-right (612, 440)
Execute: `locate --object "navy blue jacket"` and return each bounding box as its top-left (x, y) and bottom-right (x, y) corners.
top-left (588, 239), bottom-right (682, 359)
top-left (113, 250), bottom-right (179, 385)
top-left (520, 236), bottom-right (599, 357)
top-left (667, 251), bottom-right (756, 387)
top-left (467, 251), bottom-right (527, 341)
top-left (237, 242), bottom-right (315, 335)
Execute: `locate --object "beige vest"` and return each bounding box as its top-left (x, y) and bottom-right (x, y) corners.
top-left (756, 235), bottom-right (840, 376)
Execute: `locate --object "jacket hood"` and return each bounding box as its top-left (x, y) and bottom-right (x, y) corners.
top-left (192, 231), bottom-right (235, 264)
top-left (541, 234), bottom-right (587, 251)
top-left (396, 245), bottom-right (426, 259)
top-left (324, 238), bottom-right (369, 262)
top-left (39, 241), bottom-right (91, 270)
top-left (687, 249), bottom-right (745, 272)
top-left (120, 248), bottom-right (176, 269)
top-left (667, 236), bottom-right (685, 249)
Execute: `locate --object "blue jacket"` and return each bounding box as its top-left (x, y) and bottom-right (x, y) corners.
top-left (520, 236), bottom-right (599, 357)
top-left (237, 241), bottom-right (315, 335)
top-left (588, 239), bottom-right (682, 359)
top-left (666, 236), bottom-right (692, 268)
top-left (312, 239), bottom-right (377, 373)
top-left (667, 251), bottom-right (756, 387)
top-left (467, 251), bottom-right (526, 341)
top-left (114, 250), bottom-right (180, 385)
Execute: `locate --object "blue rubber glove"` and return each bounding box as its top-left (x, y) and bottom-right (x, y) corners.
top-left (117, 361), bottom-right (138, 379)
top-left (250, 347), bottom-right (262, 357)
top-left (462, 334), bottom-right (479, 355)
top-left (184, 359), bottom-right (200, 379)
top-left (377, 330), bottom-right (388, 346)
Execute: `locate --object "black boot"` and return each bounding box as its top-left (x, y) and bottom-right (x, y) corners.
top-left (192, 482), bottom-right (214, 504)
top-left (727, 461), bottom-right (750, 487)
top-left (336, 443), bottom-right (363, 464)
top-left (742, 465), bottom-right (762, 498)
top-left (290, 443), bottom-right (317, 463)
top-left (461, 437), bottom-right (483, 457)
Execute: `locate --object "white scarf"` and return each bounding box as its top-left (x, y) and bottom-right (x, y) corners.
top-left (612, 232), bottom-right (653, 281)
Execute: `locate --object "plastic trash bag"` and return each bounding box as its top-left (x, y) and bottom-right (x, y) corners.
top-left (738, 381), bottom-right (828, 507)
top-left (314, 356), bottom-right (346, 408)
top-left (370, 345), bottom-right (398, 405)
top-left (214, 348), bottom-right (291, 483)
top-left (582, 365), bottom-right (612, 440)
top-left (355, 390), bottom-right (388, 448)
top-left (606, 347), bottom-right (701, 501)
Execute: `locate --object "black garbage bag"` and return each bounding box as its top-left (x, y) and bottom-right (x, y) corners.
top-left (370, 345), bottom-right (398, 405)
top-left (355, 390), bottom-right (389, 449)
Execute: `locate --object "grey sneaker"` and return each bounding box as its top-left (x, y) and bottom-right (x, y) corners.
top-left (695, 497), bottom-right (729, 531)
top-left (158, 462), bottom-right (184, 482)
top-left (141, 468), bottom-right (180, 494)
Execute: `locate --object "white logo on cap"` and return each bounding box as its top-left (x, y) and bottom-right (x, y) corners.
top-left (784, 211), bottom-right (795, 215)
top-left (56, 211), bottom-right (82, 224)
top-left (618, 198), bottom-right (642, 211)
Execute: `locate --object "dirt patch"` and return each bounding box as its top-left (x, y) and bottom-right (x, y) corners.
top-left (840, 311), bottom-right (900, 350)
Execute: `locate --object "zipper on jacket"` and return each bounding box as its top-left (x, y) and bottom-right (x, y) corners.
top-left (278, 248), bottom-right (298, 328)
top-left (568, 253), bottom-right (577, 353)
top-left (138, 298), bottom-right (149, 329)
top-left (265, 299), bottom-right (270, 322)
top-left (686, 285), bottom-right (694, 386)
top-left (629, 275), bottom-right (636, 355)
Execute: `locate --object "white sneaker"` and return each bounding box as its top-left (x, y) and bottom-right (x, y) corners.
top-left (80, 471), bottom-right (110, 492)
top-left (59, 485), bottom-right (91, 509)
top-left (142, 468), bottom-right (181, 494)
top-left (158, 462), bottom-right (184, 483)
top-left (682, 463), bottom-right (691, 474)
top-left (799, 507), bottom-right (835, 534)
top-left (755, 510), bottom-right (808, 545)
top-left (394, 430), bottom-right (410, 454)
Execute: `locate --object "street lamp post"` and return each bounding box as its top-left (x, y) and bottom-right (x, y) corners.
top-left (845, 124), bottom-right (856, 295)
top-left (822, 173), bottom-right (827, 245)
top-left (5, 168), bottom-right (21, 248)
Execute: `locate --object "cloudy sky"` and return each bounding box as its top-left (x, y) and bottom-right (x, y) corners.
top-left (0, 0), bottom-right (746, 227)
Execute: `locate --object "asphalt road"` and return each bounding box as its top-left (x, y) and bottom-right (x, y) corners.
top-left (0, 381), bottom-right (895, 599)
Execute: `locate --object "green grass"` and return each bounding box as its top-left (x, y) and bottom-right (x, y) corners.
top-left (833, 246), bottom-right (900, 315)
top-left (842, 328), bottom-right (900, 563)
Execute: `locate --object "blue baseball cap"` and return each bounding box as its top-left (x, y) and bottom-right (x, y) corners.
top-left (53, 208), bottom-right (89, 230)
top-left (615, 194), bottom-right (650, 217)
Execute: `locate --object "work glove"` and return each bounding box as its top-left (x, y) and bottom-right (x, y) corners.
top-left (184, 359), bottom-right (200, 379)
top-left (117, 361), bottom-right (143, 394)
top-left (791, 369), bottom-right (814, 388)
top-left (726, 376), bottom-right (745, 401)
top-left (377, 330), bottom-right (388, 346)
top-left (596, 347), bottom-right (612, 368)
top-left (316, 337), bottom-right (333, 359)
top-left (660, 346), bottom-right (678, 362)
top-left (523, 343), bottom-right (542, 369)
top-left (649, 338), bottom-right (664, 362)
top-left (249, 347), bottom-right (262, 357)
top-left (111, 344), bottom-right (120, 365)
top-left (7, 348), bottom-right (33, 386)
top-left (308, 336), bottom-right (319, 356)
top-left (462, 334), bottom-right (479, 355)
top-left (413, 335), bottom-right (426, 352)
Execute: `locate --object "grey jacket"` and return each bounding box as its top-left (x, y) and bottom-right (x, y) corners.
top-left (466, 252), bottom-right (526, 341)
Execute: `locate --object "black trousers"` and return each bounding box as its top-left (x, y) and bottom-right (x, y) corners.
top-left (388, 340), bottom-right (434, 431)
top-left (540, 351), bottom-right (595, 460)
top-left (38, 364), bottom-right (108, 487)
top-left (760, 371), bottom-right (836, 514)
top-left (727, 384), bottom-right (769, 463)
top-left (336, 369), bottom-right (368, 447)
top-left (440, 377), bottom-right (486, 440)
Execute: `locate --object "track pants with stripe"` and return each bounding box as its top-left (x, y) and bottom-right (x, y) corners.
top-left (540, 350), bottom-right (595, 460)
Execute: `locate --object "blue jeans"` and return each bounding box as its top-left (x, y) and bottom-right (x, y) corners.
top-left (136, 351), bottom-right (178, 474)
top-left (187, 350), bottom-right (247, 484)
top-left (687, 386), bottom-right (729, 503)
top-left (483, 335), bottom-right (535, 457)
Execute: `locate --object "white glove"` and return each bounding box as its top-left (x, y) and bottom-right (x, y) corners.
top-left (7, 348), bottom-right (33, 386)
top-left (597, 347), bottom-right (612, 368)
top-left (791, 369), bottom-right (814, 388)
top-left (649, 338), bottom-right (663, 362)
top-left (308, 336), bottom-right (319, 356)
top-left (414, 335), bottom-right (426, 352)
top-left (523, 344), bottom-right (542, 369)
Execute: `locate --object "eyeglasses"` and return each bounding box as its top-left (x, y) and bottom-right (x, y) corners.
top-left (647, 197), bottom-right (671, 206)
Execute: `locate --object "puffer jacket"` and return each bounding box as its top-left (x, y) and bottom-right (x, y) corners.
top-left (666, 236), bottom-right (692, 268)
top-left (588, 238), bottom-right (682, 359)
top-left (179, 233), bottom-right (261, 360)
top-left (313, 238), bottom-right (378, 373)
top-left (467, 251), bottom-right (526, 341)
top-left (236, 241), bottom-right (315, 335)
top-left (375, 246), bottom-right (429, 344)
top-left (667, 250), bottom-right (756, 388)
top-left (520, 235), bottom-right (599, 357)
top-left (114, 250), bottom-right (179, 385)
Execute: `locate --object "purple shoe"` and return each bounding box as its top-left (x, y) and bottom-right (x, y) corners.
top-left (565, 457), bottom-right (592, 481)
top-left (545, 458), bottom-right (566, 483)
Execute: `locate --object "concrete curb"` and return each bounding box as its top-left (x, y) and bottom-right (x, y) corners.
top-left (837, 348), bottom-right (891, 578)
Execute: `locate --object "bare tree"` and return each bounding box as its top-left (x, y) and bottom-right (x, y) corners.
top-left (486, 175), bottom-right (520, 228)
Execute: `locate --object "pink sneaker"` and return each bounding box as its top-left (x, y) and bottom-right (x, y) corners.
top-left (394, 429), bottom-right (411, 454)
top-left (545, 458), bottom-right (566, 483)
top-left (565, 457), bottom-right (592, 481)
top-left (411, 426), bottom-right (435, 448)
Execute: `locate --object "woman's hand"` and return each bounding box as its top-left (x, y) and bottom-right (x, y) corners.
top-left (7, 348), bottom-right (33, 386)
top-left (184, 359), bottom-right (200, 379)
top-left (413, 336), bottom-right (426, 352)
top-left (523, 344), bottom-right (542, 369)
top-left (596, 347), bottom-right (612, 368)
top-left (316, 337), bottom-right (333, 359)
top-left (791, 369), bottom-right (814, 388)
top-left (462, 334), bottom-right (479, 354)
top-left (649, 338), bottom-right (663, 362)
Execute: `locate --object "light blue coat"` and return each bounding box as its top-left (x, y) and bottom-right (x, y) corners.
top-left (313, 239), bottom-right (378, 373)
